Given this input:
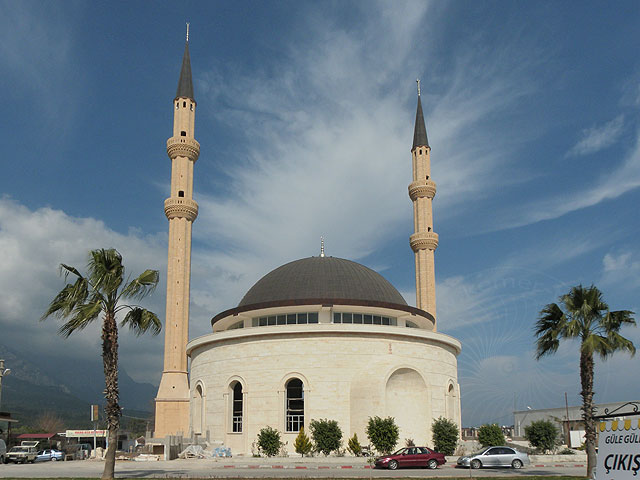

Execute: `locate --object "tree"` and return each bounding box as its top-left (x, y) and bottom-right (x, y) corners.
top-left (535, 284), bottom-right (636, 477)
top-left (294, 426), bottom-right (313, 457)
top-left (42, 248), bottom-right (160, 479)
top-left (366, 416), bottom-right (399, 455)
top-left (478, 423), bottom-right (505, 448)
top-left (432, 417), bottom-right (459, 455)
top-left (525, 419), bottom-right (559, 453)
top-left (309, 418), bottom-right (342, 455)
top-left (257, 426), bottom-right (283, 457)
top-left (347, 433), bottom-right (362, 456)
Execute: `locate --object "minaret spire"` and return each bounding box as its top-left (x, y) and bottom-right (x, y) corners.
top-left (155, 32), bottom-right (201, 437)
top-left (408, 85), bottom-right (438, 328)
top-left (176, 25), bottom-right (194, 101)
top-left (320, 237), bottom-right (325, 257)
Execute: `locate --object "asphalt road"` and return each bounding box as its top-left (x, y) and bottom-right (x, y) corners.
top-left (0, 459), bottom-right (588, 478)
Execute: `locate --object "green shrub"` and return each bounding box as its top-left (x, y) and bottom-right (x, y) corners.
top-left (309, 418), bottom-right (343, 455)
top-left (431, 416), bottom-right (459, 455)
top-left (478, 423), bottom-right (505, 448)
top-left (559, 447), bottom-right (576, 455)
top-left (366, 416), bottom-right (399, 455)
top-left (294, 426), bottom-right (313, 457)
top-left (525, 420), bottom-right (559, 453)
top-left (347, 433), bottom-right (362, 456)
top-left (257, 426), bottom-right (283, 457)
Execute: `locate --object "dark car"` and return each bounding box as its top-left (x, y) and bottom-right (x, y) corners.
top-left (375, 446), bottom-right (446, 470)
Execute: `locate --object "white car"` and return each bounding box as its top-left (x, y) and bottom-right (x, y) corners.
top-left (35, 449), bottom-right (64, 462)
top-left (457, 446), bottom-right (530, 469)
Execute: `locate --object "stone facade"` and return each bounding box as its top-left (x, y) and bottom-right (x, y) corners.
top-left (187, 307), bottom-right (461, 455)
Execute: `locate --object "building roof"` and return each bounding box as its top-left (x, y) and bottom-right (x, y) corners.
top-left (175, 41), bottom-right (194, 101)
top-left (412, 94), bottom-right (429, 149)
top-left (17, 433), bottom-right (57, 439)
top-left (238, 256), bottom-right (408, 307)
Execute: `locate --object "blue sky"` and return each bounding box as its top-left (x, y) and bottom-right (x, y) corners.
top-left (0, 0), bottom-right (639, 426)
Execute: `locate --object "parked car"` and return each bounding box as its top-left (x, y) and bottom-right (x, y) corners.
top-left (375, 446), bottom-right (446, 470)
top-left (457, 446), bottom-right (530, 469)
top-left (35, 449), bottom-right (64, 462)
top-left (6, 444), bottom-right (38, 464)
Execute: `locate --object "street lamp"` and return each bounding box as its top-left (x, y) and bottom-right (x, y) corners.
top-left (0, 359), bottom-right (11, 411)
top-left (517, 405), bottom-right (533, 437)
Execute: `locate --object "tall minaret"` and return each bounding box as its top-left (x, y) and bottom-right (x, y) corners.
top-left (155, 25), bottom-right (200, 437)
top-left (409, 80), bottom-right (438, 328)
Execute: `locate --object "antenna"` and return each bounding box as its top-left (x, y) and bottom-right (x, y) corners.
top-left (186, 22), bottom-right (190, 42)
top-left (416, 78), bottom-right (421, 97)
top-left (320, 237), bottom-right (325, 257)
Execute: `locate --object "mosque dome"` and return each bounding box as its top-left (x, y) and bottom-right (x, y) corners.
top-left (238, 256), bottom-right (407, 308)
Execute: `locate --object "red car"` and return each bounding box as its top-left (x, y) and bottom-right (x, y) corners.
top-left (375, 446), bottom-right (446, 470)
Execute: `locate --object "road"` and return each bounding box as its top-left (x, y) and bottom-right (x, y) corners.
top-left (0, 459), bottom-right (588, 478)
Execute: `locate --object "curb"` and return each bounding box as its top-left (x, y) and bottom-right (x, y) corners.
top-left (190, 463), bottom-right (585, 469)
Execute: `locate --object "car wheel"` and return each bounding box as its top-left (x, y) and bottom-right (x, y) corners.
top-left (512, 459), bottom-right (523, 469)
top-left (427, 459), bottom-right (438, 469)
top-left (51, 457), bottom-right (57, 461)
top-left (388, 460), bottom-right (398, 470)
top-left (470, 459), bottom-right (482, 469)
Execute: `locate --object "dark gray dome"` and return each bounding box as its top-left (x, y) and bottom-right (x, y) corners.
top-left (238, 256), bottom-right (407, 307)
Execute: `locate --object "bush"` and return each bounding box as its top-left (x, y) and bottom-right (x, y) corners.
top-left (559, 447), bottom-right (576, 455)
top-left (309, 418), bottom-right (343, 455)
top-left (478, 423), bottom-right (505, 448)
top-left (347, 433), bottom-right (362, 456)
top-left (525, 420), bottom-right (559, 453)
top-left (431, 417), bottom-right (459, 455)
top-left (366, 416), bottom-right (399, 455)
top-left (294, 426), bottom-right (313, 457)
top-left (257, 426), bottom-right (283, 457)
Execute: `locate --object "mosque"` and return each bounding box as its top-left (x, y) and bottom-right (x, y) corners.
top-left (154, 34), bottom-right (461, 455)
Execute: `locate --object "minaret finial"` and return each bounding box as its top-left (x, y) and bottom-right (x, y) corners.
top-left (416, 78), bottom-right (421, 97)
top-left (320, 237), bottom-right (325, 257)
top-left (186, 22), bottom-right (190, 42)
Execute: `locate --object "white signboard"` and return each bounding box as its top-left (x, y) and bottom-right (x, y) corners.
top-left (596, 420), bottom-right (640, 480)
top-left (66, 429), bottom-right (107, 438)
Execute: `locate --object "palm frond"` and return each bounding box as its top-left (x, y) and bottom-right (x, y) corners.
top-left (534, 303), bottom-right (566, 358)
top-left (601, 310), bottom-right (636, 332)
top-left (88, 248), bottom-right (124, 296)
top-left (120, 270), bottom-right (160, 301)
top-left (121, 307), bottom-right (162, 336)
top-left (42, 276), bottom-right (90, 320)
top-left (605, 331), bottom-right (636, 358)
top-left (60, 263), bottom-right (84, 281)
top-left (57, 300), bottom-right (103, 337)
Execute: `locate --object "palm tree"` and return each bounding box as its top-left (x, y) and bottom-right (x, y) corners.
top-left (535, 284), bottom-right (635, 478)
top-left (42, 248), bottom-right (161, 480)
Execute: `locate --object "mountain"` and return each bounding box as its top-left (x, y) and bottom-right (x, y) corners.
top-left (0, 343), bottom-right (157, 428)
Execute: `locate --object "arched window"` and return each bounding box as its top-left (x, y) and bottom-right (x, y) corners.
top-left (446, 383), bottom-right (457, 422)
top-left (285, 378), bottom-right (304, 432)
top-left (231, 382), bottom-right (243, 432)
top-left (193, 383), bottom-right (204, 435)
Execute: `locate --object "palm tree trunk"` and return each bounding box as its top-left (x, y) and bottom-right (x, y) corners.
top-left (580, 348), bottom-right (596, 478)
top-left (101, 311), bottom-right (120, 480)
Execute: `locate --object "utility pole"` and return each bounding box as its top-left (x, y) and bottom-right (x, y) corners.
top-left (0, 359), bottom-right (11, 411)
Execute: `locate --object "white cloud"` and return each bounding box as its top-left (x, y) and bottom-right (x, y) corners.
top-left (499, 127), bottom-right (640, 229)
top-left (0, 197), bottom-right (167, 383)
top-left (601, 250), bottom-right (640, 289)
top-left (566, 115), bottom-right (625, 157)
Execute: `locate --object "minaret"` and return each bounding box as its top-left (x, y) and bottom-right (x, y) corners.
top-left (155, 25), bottom-right (200, 437)
top-left (409, 80), bottom-right (438, 327)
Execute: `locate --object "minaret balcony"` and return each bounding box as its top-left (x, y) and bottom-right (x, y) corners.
top-left (164, 197), bottom-right (199, 222)
top-left (167, 136), bottom-right (200, 162)
top-left (410, 231), bottom-right (439, 252)
top-left (408, 180), bottom-right (436, 201)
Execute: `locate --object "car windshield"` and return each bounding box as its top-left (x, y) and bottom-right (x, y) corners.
top-left (10, 447), bottom-right (27, 452)
top-left (392, 448), bottom-right (407, 455)
top-left (472, 447), bottom-right (491, 456)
